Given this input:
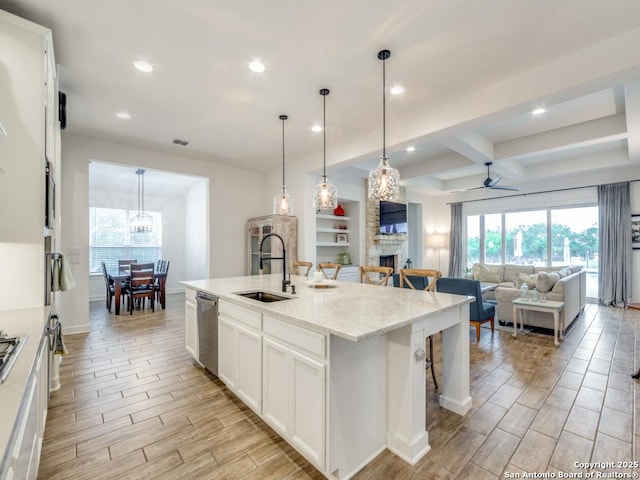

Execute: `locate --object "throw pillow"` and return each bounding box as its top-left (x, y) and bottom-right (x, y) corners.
top-left (478, 264), bottom-right (501, 283)
top-left (536, 271), bottom-right (561, 293)
top-left (472, 263), bottom-right (481, 280)
top-left (515, 272), bottom-right (538, 289)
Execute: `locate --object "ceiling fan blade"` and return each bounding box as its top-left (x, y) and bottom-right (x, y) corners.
top-left (489, 185), bottom-right (520, 191)
top-left (487, 176), bottom-right (501, 188)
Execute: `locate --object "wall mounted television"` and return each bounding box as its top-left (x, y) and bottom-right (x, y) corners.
top-left (379, 201), bottom-right (407, 234)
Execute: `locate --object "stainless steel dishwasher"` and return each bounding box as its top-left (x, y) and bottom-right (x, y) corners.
top-left (196, 291), bottom-right (219, 376)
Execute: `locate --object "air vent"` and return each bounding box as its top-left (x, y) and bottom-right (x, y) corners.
top-left (172, 138), bottom-right (189, 146)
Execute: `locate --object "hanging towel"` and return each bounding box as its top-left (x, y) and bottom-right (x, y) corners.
top-left (52, 253), bottom-right (76, 291)
top-left (53, 320), bottom-right (68, 355)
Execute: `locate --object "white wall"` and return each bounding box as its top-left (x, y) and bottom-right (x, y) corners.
top-left (185, 179), bottom-right (208, 281)
top-left (60, 134), bottom-right (265, 333)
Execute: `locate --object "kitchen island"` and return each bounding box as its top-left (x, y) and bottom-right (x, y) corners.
top-left (182, 274), bottom-right (473, 480)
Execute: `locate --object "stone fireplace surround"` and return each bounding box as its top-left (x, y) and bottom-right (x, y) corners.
top-left (365, 186), bottom-right (408, 270)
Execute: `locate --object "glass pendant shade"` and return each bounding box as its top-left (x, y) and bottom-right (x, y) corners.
top-left (313, 88), bottom-right (338, 211)
top-left (274, 185), bottom-right (294, 216)
top-left (130, 169), bottom-right (153, 233)
top-left (368, 154), bottom-right (400, 201)
top-left (368, 49), bottom-right (400, 202)
top-left (313, 176), bottom-right (338, 211)
top-left (273, 114), bottom-right (294, 216)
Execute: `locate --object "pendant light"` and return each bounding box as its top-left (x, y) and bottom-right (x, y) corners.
top-left (130, 168), bottom-right (153, 233)
top-left (368, 49), bottom-right (400, 201)
top-left (313, 88), bottom-right (338, 211)
top-left (273, 114), bottom-right (295, 216)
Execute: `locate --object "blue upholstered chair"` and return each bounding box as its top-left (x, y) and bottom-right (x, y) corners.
top-left (436, 277), bottom-right (495, 342)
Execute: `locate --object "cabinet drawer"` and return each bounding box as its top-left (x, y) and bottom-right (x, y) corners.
top-left (220, 301), bottom-right (262, 331)
top-left (263, 315), bottom-right (326, 360)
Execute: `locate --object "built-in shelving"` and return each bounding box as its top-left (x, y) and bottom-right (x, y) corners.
top-left (316, 214), bottom-right (351, 221)
top-left (316, 227), bottom-right (351, 234)
top-left (315, 201), bottom-right (359, 274)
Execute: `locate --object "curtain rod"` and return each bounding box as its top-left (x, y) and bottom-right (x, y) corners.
top-left (446, 178), bottom-right (640, 205)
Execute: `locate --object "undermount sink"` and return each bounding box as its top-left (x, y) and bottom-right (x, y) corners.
top-left (234, 290), bottom-right (292, 303)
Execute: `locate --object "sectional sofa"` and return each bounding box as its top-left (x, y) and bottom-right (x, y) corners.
top-left (469, 263), bottom-right (586, 330)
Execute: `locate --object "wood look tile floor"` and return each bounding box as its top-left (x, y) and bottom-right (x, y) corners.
top-left (38, 294), bottom-right (638, 479)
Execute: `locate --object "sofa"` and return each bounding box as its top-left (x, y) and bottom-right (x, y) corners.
top-left (470, 263), bottom-right (586, 330)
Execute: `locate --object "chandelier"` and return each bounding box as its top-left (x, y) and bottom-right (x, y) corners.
top-left (130, 169), bottom-right (153, 233)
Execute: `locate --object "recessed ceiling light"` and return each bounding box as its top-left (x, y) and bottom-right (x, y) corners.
top-left (249, 60), bottom-right (265, 73)
top-left (116, 112), bottom-right (131, 119)
top-left (406, 146), bottom-right (415, 152)
top-left (390, 85), bottom-right (405, 95)
top-left (311, 124), bottom-right (322, 133)
top-left (134, 60), bottom-right (153, 73)
top-left (531, 107), bottom-right (546, 115)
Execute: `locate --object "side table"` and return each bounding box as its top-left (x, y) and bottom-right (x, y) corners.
top-left (512, 298), bottom-right (565, 346)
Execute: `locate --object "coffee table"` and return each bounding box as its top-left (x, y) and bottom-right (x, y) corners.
top-left (512, 298), bottom-right (565, 346)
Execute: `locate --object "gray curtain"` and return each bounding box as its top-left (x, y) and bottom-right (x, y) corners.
top-left (448, 202), bottom-right (463, 277)
top-left (598, 182), bottom-right (632, 307)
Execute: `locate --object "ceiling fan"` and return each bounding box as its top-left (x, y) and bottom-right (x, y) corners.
top-left (468, 162), bottom-right (519, 191)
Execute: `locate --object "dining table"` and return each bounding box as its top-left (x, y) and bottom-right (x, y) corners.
top-left (107, 267), bottom-right (167, 315)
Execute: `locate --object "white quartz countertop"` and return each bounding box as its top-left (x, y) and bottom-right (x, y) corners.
top-left (0, 306), bottom-right (50, 465)
top-left (182, 274), bottom-right (472, 342)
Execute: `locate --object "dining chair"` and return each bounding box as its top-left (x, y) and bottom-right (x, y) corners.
top-left (292, 261), bottom-right (313, 277)
top-left (359, 266), bottom-right (393, 286)
top-left (101, 261), bottom-right (115, 312)
top-left (154, 260), bottom-right (170, 305)
top-left (436, 277), bottom-right (495, 342)
top-left (318, 262), bottom-right (341, 280)
top-left (399, 268), bottom-right (443, 389)
top-left (399, 268), bottom-right (442, 292)
top-left (118, 259), bottom-right (137, 273)
top-left (128, 263), bottom-right (155, 314)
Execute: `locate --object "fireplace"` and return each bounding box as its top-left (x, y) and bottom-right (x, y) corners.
top-left (379, 255), bottom-right (397, 273)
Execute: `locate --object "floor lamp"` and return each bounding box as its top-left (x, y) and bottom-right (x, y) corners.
top-left (426, 233), bottom-right (447, 272)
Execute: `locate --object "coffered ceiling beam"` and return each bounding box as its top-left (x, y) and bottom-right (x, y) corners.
top-left (399, 153), bottom-right (472, 180)
top-left (438, 132), bottom-right (494, 165)
top-left (625, 81), bottom-right (640, 163)
top-left (494, 114), bottom-right (627, 164)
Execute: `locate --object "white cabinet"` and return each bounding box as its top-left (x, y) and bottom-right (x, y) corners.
top-left (290, 350), bottom-right (325, 467)
top-left (2, 334), bottom-right (48, 480)
top-left (262, 315), bottom-right (326, 470)
top-left (236, 324), bottom-right (262, 412)
top-left (217, 316), bottom-right (238, 390)
top-left (262, 337), bottom-right (290, 435)
top-left (262, 337), bottom-right (325, 468)
top-left (0, 11), bottom-right (59, 310)
top-left (217, 301), bottom-right (263, 414)
top-left (184, 288), bottom-right (198, 360)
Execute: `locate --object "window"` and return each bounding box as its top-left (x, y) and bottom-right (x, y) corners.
top-left (484, 213), bottom-right (502, 264)
top-left (89, 207), bottom-right (162, 274)
top-left (505, 209), bottom-right (547, 266)
top-left (465, 205), bottom-right (598, 298)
